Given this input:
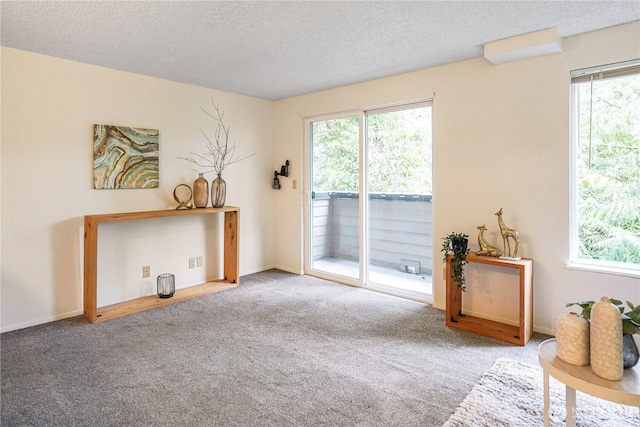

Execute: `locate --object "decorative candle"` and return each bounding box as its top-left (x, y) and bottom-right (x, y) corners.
top-left (157, 273), bottom-right (175, 298)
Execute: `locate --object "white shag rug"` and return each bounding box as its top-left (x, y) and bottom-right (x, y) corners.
top-left (443, 358), bottom-right (639, 427)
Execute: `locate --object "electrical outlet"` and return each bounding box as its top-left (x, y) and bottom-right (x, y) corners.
top-left (142, 266), bottom-right (150, 278)
top-left (189, 258), bottom-right (195, 269)
top-left (196, 256), bottom-right (203, 267)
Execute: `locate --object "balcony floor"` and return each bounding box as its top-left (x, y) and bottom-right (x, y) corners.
top-left (312, 257), bottom-right (433, 299)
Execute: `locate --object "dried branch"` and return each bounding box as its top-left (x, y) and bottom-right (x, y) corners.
top-left (178, 99), bottom-right (255, 176)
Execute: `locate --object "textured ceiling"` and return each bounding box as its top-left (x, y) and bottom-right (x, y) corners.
top-left (2, 1), bottom-right (639, 100)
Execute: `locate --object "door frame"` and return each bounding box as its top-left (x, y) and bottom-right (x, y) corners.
top-left (303, 100), bottom-right (434, 303)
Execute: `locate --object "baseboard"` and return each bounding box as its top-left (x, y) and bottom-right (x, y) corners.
top-left (240, 265), bottom-right (304, 276)
top-left (460, 310), bottom-right (555, 337)
top-left (365, 283), bottom-right (433, 305)
top-left (534, 325), bottom-right (555, 336)
top-left (273, 264), bottom-right (304, 275)
top-left (240, 265), bottom-right (277, 276)
top-left (1, 309), bottom-right (83, 333)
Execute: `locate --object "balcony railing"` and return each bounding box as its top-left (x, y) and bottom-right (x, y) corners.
top-left (312, 191), bottom-right (433, 275)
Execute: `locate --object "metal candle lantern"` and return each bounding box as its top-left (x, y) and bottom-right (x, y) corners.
top-left (157, 273), bottom-right (175, 298)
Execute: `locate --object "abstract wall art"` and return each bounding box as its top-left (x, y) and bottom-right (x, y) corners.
top-left (93, 124), bottom-right (159, 189)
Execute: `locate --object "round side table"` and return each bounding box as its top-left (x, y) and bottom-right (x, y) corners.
top-left (538, 338), bottom-right (640, 426)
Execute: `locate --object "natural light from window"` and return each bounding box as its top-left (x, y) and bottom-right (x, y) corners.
top-left (570, 60), bottom-right (640, 276)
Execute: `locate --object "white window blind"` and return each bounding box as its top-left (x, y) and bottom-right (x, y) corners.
top-left (571, 59), bottom-right (640, 83)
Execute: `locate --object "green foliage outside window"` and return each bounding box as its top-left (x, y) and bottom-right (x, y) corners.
top-left (576, 73), bottom-right (640, 265)
top-left (312, 116), bottom-right (360, 192)
top-left (311, 107), bottom-right (432, 194)
top-left (367, 108), bottom-right (432, 194)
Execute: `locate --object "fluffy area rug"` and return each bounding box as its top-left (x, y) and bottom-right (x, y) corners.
top-left (443, 358), bottom-right (638, 427)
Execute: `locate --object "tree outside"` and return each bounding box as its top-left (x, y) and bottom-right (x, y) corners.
top-left (576, 73), bottom-right (640, 264)
top-left (311, 106), bottom-right (432, 194)
top-left (367, 107), bottom-right (432, 194)
top-left (311, 116), bottom-right (359, 192)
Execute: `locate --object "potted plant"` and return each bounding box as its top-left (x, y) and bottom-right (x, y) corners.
top-left (441, 232), bottom-right (470, 290)
top-left (566, 298), bottom-right (640, 368)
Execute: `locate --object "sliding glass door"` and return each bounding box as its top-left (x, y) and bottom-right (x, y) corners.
top-left (306, 102), bottom-right (433, 301)
top-left (365, 105), bottom-right (433, 299)
top-left (308, 114), bottom-right (361, 281)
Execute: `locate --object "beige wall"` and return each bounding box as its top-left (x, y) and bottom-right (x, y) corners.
top-left (1, 47), bottom-right (275, 331)
top-left (2, 21), bottom-right (639, 334)
top-left (273, 22), bottom-right (640, 335)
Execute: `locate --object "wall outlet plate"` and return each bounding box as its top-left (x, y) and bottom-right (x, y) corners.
top-left (142, 266), bottom-right (150, 278)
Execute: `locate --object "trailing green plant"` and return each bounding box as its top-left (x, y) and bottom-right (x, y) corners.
top-left (566, 298), bottom-right (640, 335)
top-left (441, 232), bottom-right (470, 290)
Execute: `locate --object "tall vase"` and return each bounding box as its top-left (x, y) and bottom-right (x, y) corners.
top-left (590, 296), bottom-right (623, 380)
top-left (193, 173), bottom-right (209, 208)
top-left (211, 174), bottom-right (226, 208)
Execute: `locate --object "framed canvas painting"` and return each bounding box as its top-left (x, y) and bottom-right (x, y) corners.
top-left (93, 124), bottom-right (159, 189)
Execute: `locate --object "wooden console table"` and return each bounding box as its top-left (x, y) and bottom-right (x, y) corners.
top-left (445, 252), bottom-right (533, 345)
top-left (84, 206), bottom-right (239, 323)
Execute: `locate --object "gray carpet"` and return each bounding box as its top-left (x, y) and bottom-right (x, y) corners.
top-left (444, 358), bottom-right (639, 427)
top-left (2, 269), bottom-right (548, 426)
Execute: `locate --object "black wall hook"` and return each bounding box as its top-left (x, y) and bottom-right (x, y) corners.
top-left (272, 160), bottom-right (289, 190)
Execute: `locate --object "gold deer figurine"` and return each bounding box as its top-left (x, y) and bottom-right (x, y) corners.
top-left (476, 224), bottom-right (501, 257)
top-left (495, 208), bottom-right (520, 258)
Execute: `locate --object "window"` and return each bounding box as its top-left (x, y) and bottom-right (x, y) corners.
top-left (570, 59), bottom-right (640, 275)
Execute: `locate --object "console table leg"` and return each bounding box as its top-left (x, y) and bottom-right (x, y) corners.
top-left (566, 385), bottom-right (576, 427)
top-left (543, 370), bottom-right (550, 427)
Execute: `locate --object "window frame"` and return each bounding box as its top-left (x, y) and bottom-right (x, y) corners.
top-left (568, 59), bottom-right (640, 279)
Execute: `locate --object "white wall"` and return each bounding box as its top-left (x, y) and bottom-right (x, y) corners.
top-left (3, 22), bottom-right (639, 335)
top-left (273, 22), bottom-right (640, 335)
top-left (1, 47), bottom-right (276, 331)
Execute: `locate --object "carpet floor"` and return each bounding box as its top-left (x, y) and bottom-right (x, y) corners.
top-left (2, 269), bottom-right (549, 426)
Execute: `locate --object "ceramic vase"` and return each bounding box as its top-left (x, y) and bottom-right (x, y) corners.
top-left (193, 173), bottom-right (209, 208)
top-left (211, 174), bottom-right (226, 208)
top-left (590, 296), bottom-right (623, 380)
top-left (556, 312), bottom-right (590, 366)
top-left (623, 334), bottom-right (640, 369)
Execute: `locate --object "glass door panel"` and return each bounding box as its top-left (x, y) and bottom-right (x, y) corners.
top-left (309, 116), bottom-right (360, 280)
top-left (365, 105), bottom-right (433, 298)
